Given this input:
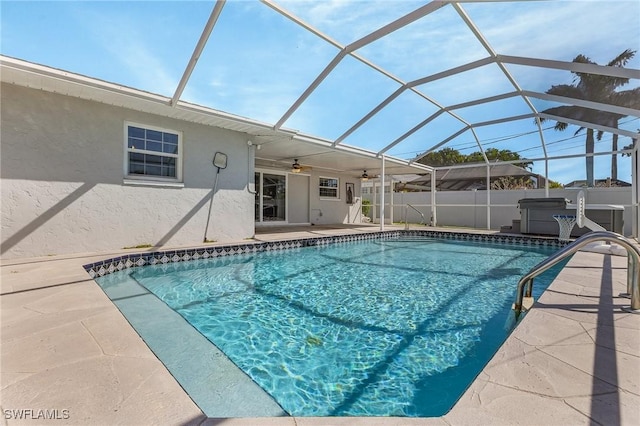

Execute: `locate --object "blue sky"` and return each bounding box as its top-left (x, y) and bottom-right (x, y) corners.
top-left (2, 0), bottom-right (639, 184)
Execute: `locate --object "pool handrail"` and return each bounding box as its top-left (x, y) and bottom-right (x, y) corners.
top-left (514, 231), bottom-right (640, 318)
top-left (404, 203), bottom-right (426, 229)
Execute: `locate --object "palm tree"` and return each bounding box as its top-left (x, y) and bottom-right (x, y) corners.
top-left (539, 49), bottom-right (639, 186)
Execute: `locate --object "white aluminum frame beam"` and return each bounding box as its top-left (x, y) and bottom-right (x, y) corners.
top-left (498, 55), bottom-right (640, 80)
top-left (269, 1), bottom-right (448, 130)
top-left (170, 0), bottom-right (226, 107)
top-left (336, 57), bottom-right (496, 146)
top-left (378, 110), bottom-right (446, 155)
top-left (427, 148), bottom-right (635, 170)
top-left (538, 113), bottom-right (640, 139)
top-left (445, 91), bottom-right (520, 111)
top-left (452, 3), bottom-right (546, 161)
top-left (524, 91), bottom-right (640, 118)
top-left (262, 0), bottom-right (639, 191)
top-left (411, 113), bottom-right (534, 163)
top-left (411, 127), bottom-right (470, 164)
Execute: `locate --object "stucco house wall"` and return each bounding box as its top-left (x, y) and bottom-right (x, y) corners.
top-left (1, 82), bottom-right (365, 259)
top-left (309, 174), bottom-right (362, 225)
top-left (253, 167), bottom-right (363, 226)
top-left (1, 83), bottom-right (255, 259)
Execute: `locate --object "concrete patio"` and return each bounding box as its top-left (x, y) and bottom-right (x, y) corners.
top-left (1, 226), bottom-right (638, 425)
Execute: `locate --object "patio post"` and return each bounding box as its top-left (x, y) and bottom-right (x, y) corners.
top-left (389, 176), bottom-right (394, 225)
top-left (544, 159), bottom-right (550, 198)
top-left (380, 155), bottom-right (386, 231)
top-left (431, 169), bottom-right (437, 226)
top-left (486, 164), bottom-right (491, 229)
top-left (372, 180), bottom-right (377, 224)
top-left (634, 145), bottom-right (639, 239)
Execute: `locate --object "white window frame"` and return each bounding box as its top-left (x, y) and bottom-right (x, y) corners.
top-left (319, 176), bottom-right (339, 200)
top-left (123, 121), bottom-right (183, 185)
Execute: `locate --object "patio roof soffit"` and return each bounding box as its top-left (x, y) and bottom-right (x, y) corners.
top-left (291, 132), bottom-right (434, 173)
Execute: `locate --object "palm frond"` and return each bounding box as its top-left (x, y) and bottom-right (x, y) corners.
top-left (610, 87), bottom-right (640, 109)
top-left (546, 84), bottom-right (585, 99)
top-left (607, 49), bottom-right (636, 67)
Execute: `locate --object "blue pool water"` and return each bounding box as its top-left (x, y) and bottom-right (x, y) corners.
top-left (98, 236), bottom-right (565, 417)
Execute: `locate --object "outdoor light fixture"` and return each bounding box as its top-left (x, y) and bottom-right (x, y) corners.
top-left (291, 159), bottom-right (302, 173)
top-left (361, 170), bottom-right (369, 181)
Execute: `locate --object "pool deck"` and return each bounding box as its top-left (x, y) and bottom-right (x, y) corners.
top-left (1, 225), bottom-right (639, 425)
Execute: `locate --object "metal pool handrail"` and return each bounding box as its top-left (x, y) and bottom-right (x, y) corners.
top-left (514, 231), bottom-right (640, 318)
top-left (404, 204), bottom-right (426, 229)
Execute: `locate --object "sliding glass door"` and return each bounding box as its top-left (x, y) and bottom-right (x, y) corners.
top-left (255, 171), bottom-right (286, 223)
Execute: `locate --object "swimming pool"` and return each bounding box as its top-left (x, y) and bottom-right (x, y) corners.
top-left (91, 232), bottom-right (566, 417)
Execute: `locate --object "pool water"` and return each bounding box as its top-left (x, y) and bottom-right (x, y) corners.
top-left (109, 237), bottom-right (564, 417)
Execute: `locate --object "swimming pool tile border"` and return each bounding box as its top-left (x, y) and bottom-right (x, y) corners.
top-left (83, 231), bottom-right (567, 278)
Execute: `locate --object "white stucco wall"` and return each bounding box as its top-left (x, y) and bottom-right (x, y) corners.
top-left (1, 83), bottom-right (255, 258)
top-left (254, 168), bottom-right (363, 226)
top-left (309, 174), bottom-right (362, 225)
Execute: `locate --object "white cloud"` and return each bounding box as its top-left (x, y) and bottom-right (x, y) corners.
top-left (469, 1), bottom-right (640, 64)
top-left (71, 5), bottom-right (179, 96)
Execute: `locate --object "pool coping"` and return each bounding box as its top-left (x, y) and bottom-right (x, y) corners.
top-left (2, 226), bottom-right (638, 425)
top-left (83, 229), bottom-right (567, 279)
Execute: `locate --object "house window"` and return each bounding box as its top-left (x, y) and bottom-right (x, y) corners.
top-left (125, 123), bottom-right (181, 181)
top-left (319, 177), bottom-right (339, 199)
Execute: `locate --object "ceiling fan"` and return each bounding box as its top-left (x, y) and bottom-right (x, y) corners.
top-left (291, 159), bottom-right (312, 173)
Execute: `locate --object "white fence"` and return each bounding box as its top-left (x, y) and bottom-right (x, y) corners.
top-left (363, 187), bottom-right (634, 236)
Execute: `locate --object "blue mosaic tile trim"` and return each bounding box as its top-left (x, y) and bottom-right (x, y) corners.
top-left (83, 230), bottom-right (566, 278)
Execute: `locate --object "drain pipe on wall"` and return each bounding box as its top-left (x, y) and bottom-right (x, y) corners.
top-left (203, 152), bottom-right (228, 242)
top-left (247, 141), bottom-right (259, 195)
